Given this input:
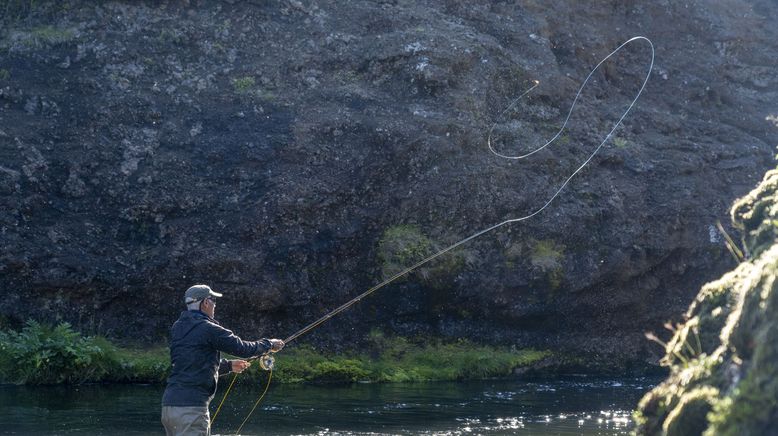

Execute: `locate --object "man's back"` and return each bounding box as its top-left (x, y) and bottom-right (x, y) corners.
top-left (163, 310), bottom-right (222, 407)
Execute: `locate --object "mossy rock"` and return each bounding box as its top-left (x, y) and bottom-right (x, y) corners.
top-left (731, 169), bottom-right (778, 257)
top-left (637, 166), bottom-right (778, 435)
top-left (663, 386), bottom-right (718, 436)
top-left (683, 272), bottom-right (741, 355)
top-left (377, 225), bottom-right (464, 285)
top-left (530, 239), bottom-right (565, 291)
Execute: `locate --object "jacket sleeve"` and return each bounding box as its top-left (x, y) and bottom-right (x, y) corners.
top-left (218, 358), bottom-right (232, 376)
top-left (207, 323), bottom-right (272, 358)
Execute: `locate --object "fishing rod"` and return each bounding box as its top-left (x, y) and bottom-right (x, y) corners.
top-left (214, 36), bottom-right (655, 434)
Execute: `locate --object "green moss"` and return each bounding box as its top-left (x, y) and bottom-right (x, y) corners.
top-left (731, 169), bottom-right (778, 257)
top-left (706, 257), bottom-right (778, 435)
top-left (706, 353), bottom-right (778, 435)
top-left (377, 225), bottom-right (464, 285)
top-left (378, 225), bottom-right (434, 275)
top-left (637, 166), bottom-right (778, 435)
top-left (663, 386), bottom-right (718, 436)
top-left (705, 396), bottom-right (734, 436)
top-left (9, 26), bottom-right (76, 51)
top-left (530, 239), bottom-right (564, 270)
top-left (530, 239), bottom-right (565, 290)
top-left (612, 136), bottom-right (628, 148)
top-left (232, 76), bottom-right (256, 94)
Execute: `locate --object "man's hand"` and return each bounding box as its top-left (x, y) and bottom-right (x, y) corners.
top-left (230, 360), bottom-right (251, 373)
top-left (269, 339), bottom-right (285, 353)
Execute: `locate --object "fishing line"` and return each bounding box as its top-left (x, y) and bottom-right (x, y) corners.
top-left (223, 36), bottom-right (654, 434)
top-left (210, 371), bottom-right (238, 424)
top-left (235, 369), bottom-right (273, 435)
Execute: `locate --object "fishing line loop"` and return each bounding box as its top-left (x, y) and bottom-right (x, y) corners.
top-left (284, 37), bottom-right (654, 344)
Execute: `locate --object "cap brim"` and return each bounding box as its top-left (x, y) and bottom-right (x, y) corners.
top-left (210, 290), bottom-right (223, 298)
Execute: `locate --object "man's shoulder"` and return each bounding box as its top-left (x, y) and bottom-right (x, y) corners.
top-left (200, 316), bottom-right (232, 335)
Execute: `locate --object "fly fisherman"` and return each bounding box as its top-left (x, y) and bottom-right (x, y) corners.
top-left (161, 284), bottom-right (284, 436)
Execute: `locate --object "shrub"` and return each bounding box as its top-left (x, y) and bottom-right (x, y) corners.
top-left (0, 321), bottom-right (110, 384)
top-left (310, 359), bottom-right (369, 383)
top-left (0, 321), bottom-right (170, 385)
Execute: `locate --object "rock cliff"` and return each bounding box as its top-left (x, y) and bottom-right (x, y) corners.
top-left (1, 1), bottom-right (777, 367)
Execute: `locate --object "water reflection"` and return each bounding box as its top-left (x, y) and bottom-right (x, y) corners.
top-left (0, 377), bottom-right (658, 435)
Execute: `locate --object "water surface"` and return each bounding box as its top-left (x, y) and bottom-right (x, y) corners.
top-left (1, 376), bottom-right (657, 435)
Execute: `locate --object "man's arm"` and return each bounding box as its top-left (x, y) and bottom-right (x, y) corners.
top-left (208, 323), bottom-right (272, 358)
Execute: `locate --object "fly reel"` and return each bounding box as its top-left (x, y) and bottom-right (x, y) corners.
top-left (259, 353), bottom-right (275, 371)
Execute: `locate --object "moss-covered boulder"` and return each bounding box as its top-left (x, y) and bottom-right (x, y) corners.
top-left (635, 169), bottom-right (778, 435)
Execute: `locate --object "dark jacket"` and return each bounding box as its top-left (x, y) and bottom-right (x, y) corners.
top-left (161, 310), bottom-right (271, 407)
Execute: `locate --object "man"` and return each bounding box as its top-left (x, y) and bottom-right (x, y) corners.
top-left (161, 284), bottom-right (284, 436)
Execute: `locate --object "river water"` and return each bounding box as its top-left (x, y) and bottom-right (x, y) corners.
top-left (1, 376), bottom-right (658, 435)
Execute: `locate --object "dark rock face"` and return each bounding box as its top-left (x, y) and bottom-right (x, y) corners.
top-left (1, 1), bottom-right (777, 365)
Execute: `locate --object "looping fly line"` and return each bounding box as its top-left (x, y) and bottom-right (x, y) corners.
top-left (284, 36), bottom-right (654, 345)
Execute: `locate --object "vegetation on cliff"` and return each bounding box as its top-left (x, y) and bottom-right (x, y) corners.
top-left (635, 169), bottom-right (778, 435)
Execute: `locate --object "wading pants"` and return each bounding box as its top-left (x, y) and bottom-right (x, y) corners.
top-left (161, 406), bottom-right (210, 436)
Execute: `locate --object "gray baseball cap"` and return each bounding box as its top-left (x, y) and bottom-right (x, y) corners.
top-left (184, 284), bottom-right (223, 304)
